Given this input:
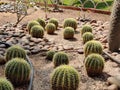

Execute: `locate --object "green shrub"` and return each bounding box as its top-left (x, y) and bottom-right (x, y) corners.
top-left (85, 54), bottom-right (105, 76)
top-left (5, 45), bottom-right (26, 61)
top-left (30, 25), bottom-right (44, 38)
top-left (82, 32), bottom-right (94, 44)
top-left (5, 58), bottom-right (31, 86)
top-left (0, 78), bottom-right (14, 90)
top-left (37, 18), bottom-right (46, 28)
top-left (64, 27), bottom-right (75, 39)
top-left (84, 40), bottom-right (103, 57)
top-left (46, 50), bottom-right (56, 60)
top-left (53, 52), bottom-right (69, 67)
top-left (45, 23), bottom-right (56, 34)
top-left (51, 65), bottom-right (80, 90)
top-left (81, 25), bottom-right (92, 35)
top-left (63, 18), bottom-right (77, 30)
top-left (49, 18), bottom-right (58, 29)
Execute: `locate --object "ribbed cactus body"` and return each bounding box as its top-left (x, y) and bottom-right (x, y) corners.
top-left (64, 27), bottom-right (75, 39)
top-left (49, 18), bottom-right (58, 29)
top-left (30, 25), bottom-right (44, 38)
top-left (0, 78), bottom-right (14, 90)
top-left (5, 45), bottom-right (26, 61)
top-left (37, 18), bottom-right (46, 28)
top-left (81, 25), bottom-right (92, 35)
top-left (84, 40), bottom-right (103, 57)
top-left (46, 50), bottom-right (56, 60)
top-left (85, 54), bottom-right (105, 76)
top-left (82, 32), bottom-right (94, 44)
top-left (51, 65), bottom-right (80, 90)
top-left (63, 18), bottom-right (77, 30)
top-left (45, 23), bottom-right (56, 34)
top-left (5, 58), bottom-right (31, 86)
top-left (53, 52), bottom-right (69, 67)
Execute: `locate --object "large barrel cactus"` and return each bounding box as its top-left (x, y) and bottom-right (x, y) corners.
top-left (51, 65), bottom-right (80, 90)
top-left (84, 40), bottom-right (103, 57)
top-left (81, 25), bottom-right (92, 35)
top-left (46, 50), bottom-right (56, 61)
top-left (0, 78), bottom-right (14, 90)
top-left (64, 27), bottom-right (75, 39)
top-left (37, 18), bottom-right (46, 28)
top-left (85, 54), bottom-right (105, 76)
top-left (5, 58), bottom-right (31, 86)
top-left (45, 23), bottom-right (56, 34)
top-left (49, 18), bottom-right (59, 29)
top-left (108, 0), bottom-right (120, 52)
top-left (5, 45), bottom-right (26, 61)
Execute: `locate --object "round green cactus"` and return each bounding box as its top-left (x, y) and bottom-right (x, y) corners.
top-left (37, 18), bottom-right (46, 28)
top-left (48, 18), bottom-right (58, 29)
top-left (81, 25), bottom-right (92, 35)
top-left (51, 65), bottom-right (80, 90)
top-left (64, 27), bottom-right (75, 39)
top-left (85, 54), bottom-right (105, 76)
top-left (46, 50), bottom-right (56, 60)
top-left (45, 23), bottom-right (56, 34)
top-left (5, 45), bottom-right (26, 62)
top-left (30, 25), bottom-right (44, 38)
top-left (0, 78), bottom-right (14, 90)
top-left (27, 20), bottom-right (40, 33)
top-left (5, 58), bottom-right (31, 86)
top-left (63, 18), bottom-right (77, 30)
top-left (82, 32), bottom-right (94, 44)
top-left (84, 40), bottom-right (103, 57)
top-left (53, 52), bottom-right (69, 67)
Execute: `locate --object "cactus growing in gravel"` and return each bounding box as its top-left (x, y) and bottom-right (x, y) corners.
top-left (108, 0), bottom-right (120, 52)
top-left (30, 25), bottom-right (44, 38)
top-left (49, 18), bottom-right (58, 29)
top-left (27, 20), bottom-right (40, 33)
top-left (64, 27), bottom-right (75, 39)
top-left (45, 23), bottom-right (56, 34)
top-left (53, 52), bottom-right (69, 67)
top-left (84, 40), bottom-right (103, 57)
top-left (0, 78), bottom-right (14, 90)
top-left (63, 18), bottom-right (77, 30)
top-left (37, 18), bottom-right (46, 28)
top-left (46, 50), bottom-right (56, 60)
top-left (5, 45), bottom-right (26, 61)
top-left (51, 65), bottom-right (80, 90)
top-left (81, 25), bottom-right (92, 35)
top-left (5, 58), bottom-right (31, 86)
top-left (82, 32), bottom-right (94, 44)
top-left (85, 54), bottom-right (105, 76)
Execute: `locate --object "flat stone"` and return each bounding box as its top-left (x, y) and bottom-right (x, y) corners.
top-left (77, 48), bottom-right (83, 54)
top-left (0, 44), bottom-right (6, 48)
top-left (107, 84), bottom-right (118, 90)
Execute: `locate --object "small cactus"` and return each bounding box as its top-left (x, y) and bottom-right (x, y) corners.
top-left (37, 18), bottom-right (46, 28)
top-left (5, 45), bottom-right (26, 61)
top-left (49, 18), bottom-right (58, 29)
top-left (63, 18), bottom-right (77, 30)
top-left (53, 52), bottom-right (69, 67)
top-left (27, 20), bottom-right (40, 33)
top-left (5, 58), bottom-right (31, 86)
top-left (82, 32), bottom-right (94, 44)
top-left (84, 40), bottom-right (103, 57)
top-left (45, 23), bottom-right (56, 34)
top-left (30, 25), bottom-right (44, 38)
top-left (64, 27), bottom-right (75, 39)
top-left (81, 25), bottom-right (92, 35)
top-left (85, 54), bottom-right (105, 76)
top-left (0, 78), bottom-right (14, 90)
top-left (51, 65), bottom-right (80, 90)
top-left (46, 50), bottom-right (56, 60)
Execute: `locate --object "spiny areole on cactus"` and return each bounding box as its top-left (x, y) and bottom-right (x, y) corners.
top-left (51, 65), bottom-right (80, 90)
top-left (64, 27), bottom-right (75, 39)
top-left (37, 18), bottom-right (46, 28)
top-left (82, 32), bottom-right (94, 44)
top-left (5, 45), bottom-right (26, 61)
top-left (27, 20), bottom-right (40, 33)
top-left (48, 18), bottom-right (58, 29)
top-left (85, 53), bottom-right (105, 77)
top-left (0, 78), bottom-right (14, 90)
top-left (81, 25), bottom-right (92, 35)
top-left (84, 40), bottom-right (103, 57)
top-left (63, 18), bottom-right (77, 30)
top-left (5, 58), bottom-right (31, 86)
top-left (46, 50), bottom-right (56, 61)
top-left (45, 23), bottom-right (56, 34)
top-left (30, 25), bottom-right (44, 38)
top-left (53, 52), bottom-right (69, 67)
